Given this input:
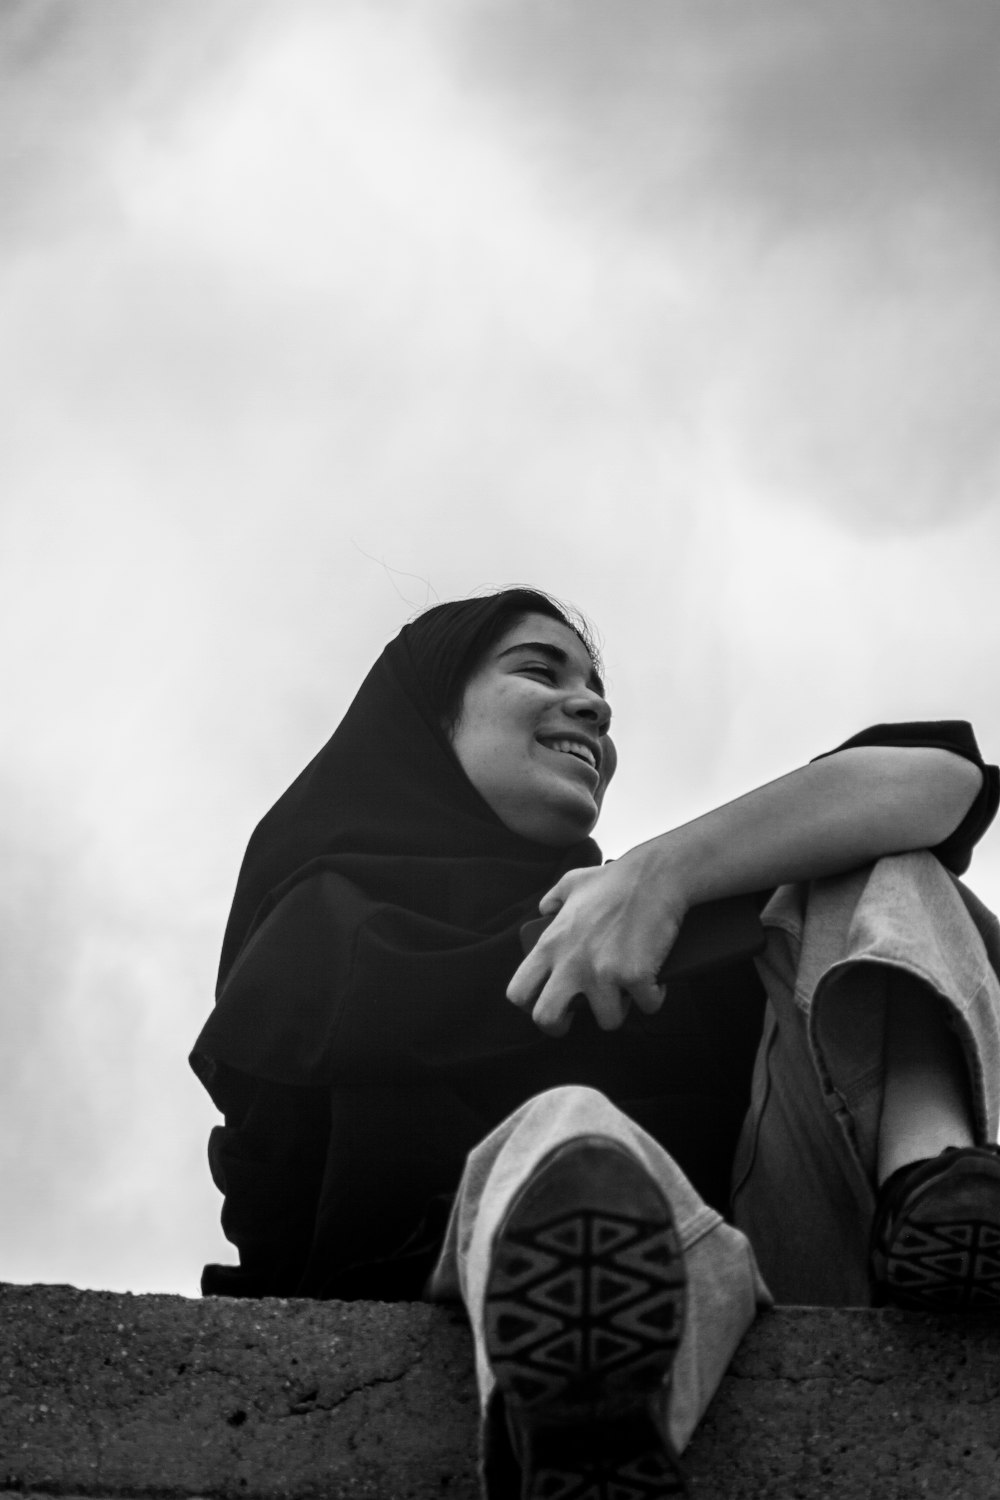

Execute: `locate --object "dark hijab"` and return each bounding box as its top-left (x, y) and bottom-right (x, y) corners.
top-left (191, 591), bottom-right (604, 1095)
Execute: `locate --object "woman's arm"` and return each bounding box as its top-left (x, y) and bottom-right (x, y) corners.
top-left (635, 745), bottom-right (983, 904)
top-left (507, 746), bottom-right (983, 1035)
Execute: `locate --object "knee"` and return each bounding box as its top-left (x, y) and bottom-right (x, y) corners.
top-left (530, 1084), bottom-right (614, 1112)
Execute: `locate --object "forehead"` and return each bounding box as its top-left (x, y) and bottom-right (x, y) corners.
top-left (492, 613), bottom-right (604, 695)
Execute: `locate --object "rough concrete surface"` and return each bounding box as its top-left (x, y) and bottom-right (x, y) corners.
top-left (2, 1282), bottom-right (999, 1499)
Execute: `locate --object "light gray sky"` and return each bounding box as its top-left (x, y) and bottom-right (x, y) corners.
top-left (3, 0), bottom-right (999, 1295)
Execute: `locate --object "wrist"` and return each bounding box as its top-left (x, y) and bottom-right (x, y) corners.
top-left (619, 830), bottom-right (702, 912)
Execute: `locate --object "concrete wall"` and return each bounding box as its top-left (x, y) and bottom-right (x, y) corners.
top-left (3, 1282), bottom-right (1000, 1498)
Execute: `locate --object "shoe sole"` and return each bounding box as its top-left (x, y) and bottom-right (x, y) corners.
top-left (875, 1150), bottom-right (1000, 1312)
top-left (484, 1137), bottom-right (689, 1498)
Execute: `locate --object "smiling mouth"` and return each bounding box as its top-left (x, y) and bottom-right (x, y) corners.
top-left (537, 736), bottom-right (600, 773)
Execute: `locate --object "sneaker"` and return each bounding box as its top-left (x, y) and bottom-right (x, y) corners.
top-left (870, 1144), bottom-right (1000, 1312)
top-left (483, 1136), bottom-right (689, 1499)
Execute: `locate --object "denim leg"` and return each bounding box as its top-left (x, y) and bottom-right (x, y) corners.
top-left (730, 988), bottom-right (881, 1305)
top-left (428, 1084), bottom-right (771, 1456)
top-left (731, 851), bottom-right (1000, 1306)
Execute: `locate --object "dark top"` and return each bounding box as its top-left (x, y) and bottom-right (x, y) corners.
top-left (191, 620), bottom-right (999, 1300)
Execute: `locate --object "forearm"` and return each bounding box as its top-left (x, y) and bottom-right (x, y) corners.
top-left (509, 744), bottom-right (984, 1032)
top-left (623, 746), bottom-right (984, 907)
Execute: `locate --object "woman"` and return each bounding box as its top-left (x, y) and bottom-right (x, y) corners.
top-left (192, 587), bottom-right (1000, 1498)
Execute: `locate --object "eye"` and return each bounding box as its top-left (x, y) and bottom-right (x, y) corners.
top-left (519, 663), bottom-right (557, 682)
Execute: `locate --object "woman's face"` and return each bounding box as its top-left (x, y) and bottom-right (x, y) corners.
top-left (448, 612), bottom-right (616, 845)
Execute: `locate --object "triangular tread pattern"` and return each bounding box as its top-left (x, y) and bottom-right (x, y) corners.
top-left (873, 1147), bottom-right (1000, 1313)
top-left (886, 1217), bottom-right (1000, 1309)
top-left (483, 1139), bottom-right (690, 1497)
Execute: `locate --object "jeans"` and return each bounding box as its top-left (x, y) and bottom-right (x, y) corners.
top-left (733, 850), bottom-right (1000, 1305)
top-left (430, 852), bottom-right (1000, 1454)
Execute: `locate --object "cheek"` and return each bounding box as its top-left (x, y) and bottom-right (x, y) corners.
top-left (600, 735), bottom-right (618, 786)
top-left (452, 703), bottom-right (525, 784)
top-left (477, 686), bottom-right (537, 754)
top-left (451, 679), bottom-right (542, 787)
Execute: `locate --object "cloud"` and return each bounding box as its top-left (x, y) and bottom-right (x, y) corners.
top-left (447, 0), bottom-right (1000, 227)
top-left (0, 0), bottom-right (261, 253)
top-left (707, 215), bottom-right (1000, 529)
top-left (8, 0), bottom-right (998, 532)
top-left (443, 0), bottom-right (1000, 529)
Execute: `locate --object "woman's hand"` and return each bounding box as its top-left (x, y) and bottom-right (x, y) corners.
top-left (506, 855), bottom-right (688, 1036)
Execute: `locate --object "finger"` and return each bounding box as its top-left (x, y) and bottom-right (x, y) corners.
top-left (533, 977), bottom-right (629, 1034)
top-left (506, 949), bottom-right (549, 1009)
top-left (536, 1006), bottom-right (574, 1039)
top-left (537, 870), bottom-right (584, 916)
top-left (585, 982), bottom-right (631, 1031)
top-left (628, 975), bottom-right (667, 1016)
top-left (529, 977), bottom-right (587, 1036)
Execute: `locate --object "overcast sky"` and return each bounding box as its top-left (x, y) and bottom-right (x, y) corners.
top-left (3, 0), bottom-right (1000, 1296)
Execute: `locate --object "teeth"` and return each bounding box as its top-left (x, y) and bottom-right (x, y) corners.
top-left (541, 738), bottom-right (597, 770)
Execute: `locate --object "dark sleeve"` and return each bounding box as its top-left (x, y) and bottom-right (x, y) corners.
top-left (811, 720), bottom-right (999, 875)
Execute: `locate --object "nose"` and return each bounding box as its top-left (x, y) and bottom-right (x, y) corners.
top-left (565, 687), bottom-right (612, 734)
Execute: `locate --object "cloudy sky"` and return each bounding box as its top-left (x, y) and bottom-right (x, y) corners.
top-left (3, 0), bottom-right (1000, 1296)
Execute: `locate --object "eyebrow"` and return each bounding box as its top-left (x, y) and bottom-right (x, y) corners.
top-left (497, 641), bottom-right (606, 699)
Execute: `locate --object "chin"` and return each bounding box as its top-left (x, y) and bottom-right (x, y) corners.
top-left (495, 786), bottom-right (599, 845)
